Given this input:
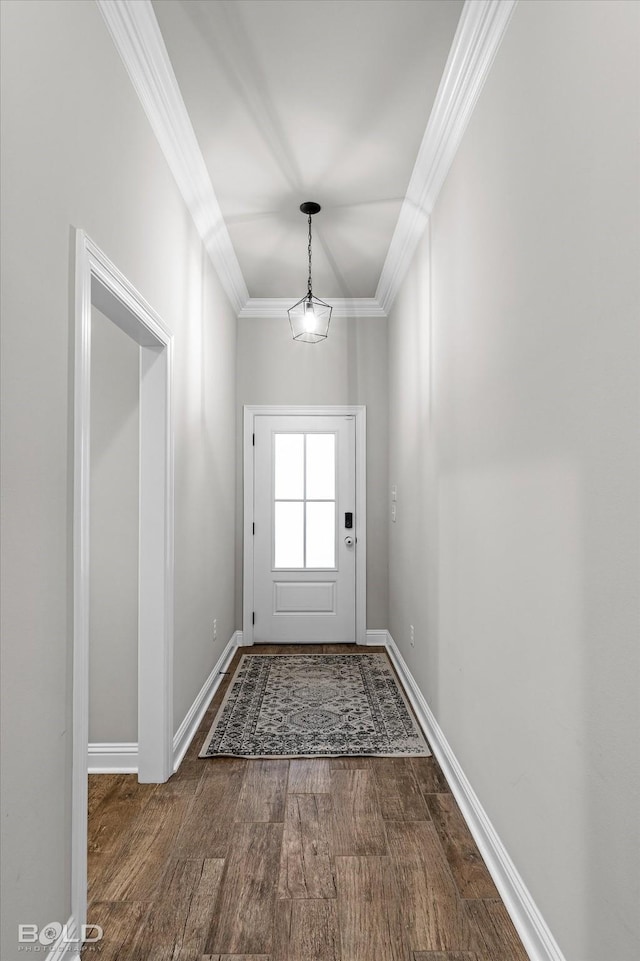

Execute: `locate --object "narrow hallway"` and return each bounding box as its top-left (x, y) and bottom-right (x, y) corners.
top-left (86, 646), bottom-right (528, 960)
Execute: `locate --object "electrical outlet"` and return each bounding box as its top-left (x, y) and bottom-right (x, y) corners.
top-left (410, 624), bottom-right (415, 648)
top-left (213, 618), bottom-right (217, 641)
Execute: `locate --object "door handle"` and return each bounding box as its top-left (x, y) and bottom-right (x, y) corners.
top-left (344, 535), bottom-right (355, 547)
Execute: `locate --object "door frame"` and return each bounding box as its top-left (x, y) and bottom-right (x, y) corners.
top-left (243, 405), bottom-right (366, 646)
top-left (72, 230), bottom-right (175, 940)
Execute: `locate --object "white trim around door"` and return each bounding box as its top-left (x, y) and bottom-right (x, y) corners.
top-left (72, 229), bottom-right (175, 947)
top-left (243, 406), bottom-right (367, 646)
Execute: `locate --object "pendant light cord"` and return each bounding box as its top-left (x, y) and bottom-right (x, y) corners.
top-left (307, 214), bottom-right (313, 299)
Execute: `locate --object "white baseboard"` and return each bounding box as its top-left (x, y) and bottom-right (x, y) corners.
top-left (172, 630), bottom-right (241, 771)
top-left (87, 742), bottom-right (138, 774)
top-left (385, 633), bottom-right (566, 961)
top-left (365, 629), bottom-right (391, 646)
top-left (37, 915), bottom-right (81, 961)
top-left (86, 632), bottom-right (242, 776)
top-left (43, 913), bottom-right (102, 960)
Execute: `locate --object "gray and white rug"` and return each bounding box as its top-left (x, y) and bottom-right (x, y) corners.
top-left (199, 653), bottom-right (431, 758)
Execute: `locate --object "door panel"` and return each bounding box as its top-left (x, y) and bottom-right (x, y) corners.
top-left (274, 581), bottom-right (336, 613)
top-left (253, 415), bottom-right (356, 643)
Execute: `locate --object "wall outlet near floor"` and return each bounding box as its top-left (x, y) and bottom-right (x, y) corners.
top-left (410, 624), bottom-right (415, 647)
top-left (213, 618), bottom-right (217, 641)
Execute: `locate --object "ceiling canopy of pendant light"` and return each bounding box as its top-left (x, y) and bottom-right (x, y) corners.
top-left (288, 202), bottom-right (332, 344)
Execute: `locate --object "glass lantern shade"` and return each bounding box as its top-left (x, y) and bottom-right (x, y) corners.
top-left (288, 294), bottom-right (332, 344)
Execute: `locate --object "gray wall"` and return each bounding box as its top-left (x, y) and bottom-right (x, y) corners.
top-left (89, 308), bottom-right (139, 744)
top-left (0, 2), bottom-right (237, 957)
top-left (236, 316), bottom-right (388, 630)
top-left (388, 2), bottom-right (640, 959)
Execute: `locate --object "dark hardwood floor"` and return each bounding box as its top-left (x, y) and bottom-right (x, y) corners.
top-left (85, 645), bottom-right (529, 960)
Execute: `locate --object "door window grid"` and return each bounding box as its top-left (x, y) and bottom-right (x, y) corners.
top-left (274, 432), bottom-right (336, 569)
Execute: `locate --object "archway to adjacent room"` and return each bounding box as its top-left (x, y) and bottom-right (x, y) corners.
top-left (71, 230), bottom-right (174, 940)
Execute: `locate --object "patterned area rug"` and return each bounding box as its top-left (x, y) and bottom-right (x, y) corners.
top-left (199, 653), bottom-right (431, 758)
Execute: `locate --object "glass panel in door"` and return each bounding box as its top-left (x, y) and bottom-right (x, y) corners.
top-left (273, 432), bottom-right (336, 570)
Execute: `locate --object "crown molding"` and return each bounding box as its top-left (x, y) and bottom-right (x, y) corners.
top-left (376, 0), bottom-right (517, 314)
top-left (238, 298), bottom-right (387, 320)
top-left (96, 0), bottom-right (249, 314)
top-left (97, 0), bottom-right (515, 321)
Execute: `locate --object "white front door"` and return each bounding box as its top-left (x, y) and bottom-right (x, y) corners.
top-left (252, 414), bottom-right (357, 643)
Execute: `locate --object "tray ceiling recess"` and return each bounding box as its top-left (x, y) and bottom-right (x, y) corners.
top-left (97, 0), bottom-right (516, 318)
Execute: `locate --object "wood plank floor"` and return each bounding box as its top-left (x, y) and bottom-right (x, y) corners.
top-left (85, 645), bottom-right (529, 960)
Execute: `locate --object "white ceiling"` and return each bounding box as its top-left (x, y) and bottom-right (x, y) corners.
top-left (151, 0), bottom-right (463, 300)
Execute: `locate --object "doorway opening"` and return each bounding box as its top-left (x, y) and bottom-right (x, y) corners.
top-left (88, 307), bottom-right (140, 770)
top-left (71, 230), bottom-right (174, 942)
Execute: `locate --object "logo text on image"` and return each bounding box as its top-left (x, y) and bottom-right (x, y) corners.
top-left (18, 922), bottom-right (103, 946)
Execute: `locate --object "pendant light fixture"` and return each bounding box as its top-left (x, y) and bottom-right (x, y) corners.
top-left (288, 202), bottom-right (332, 343)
